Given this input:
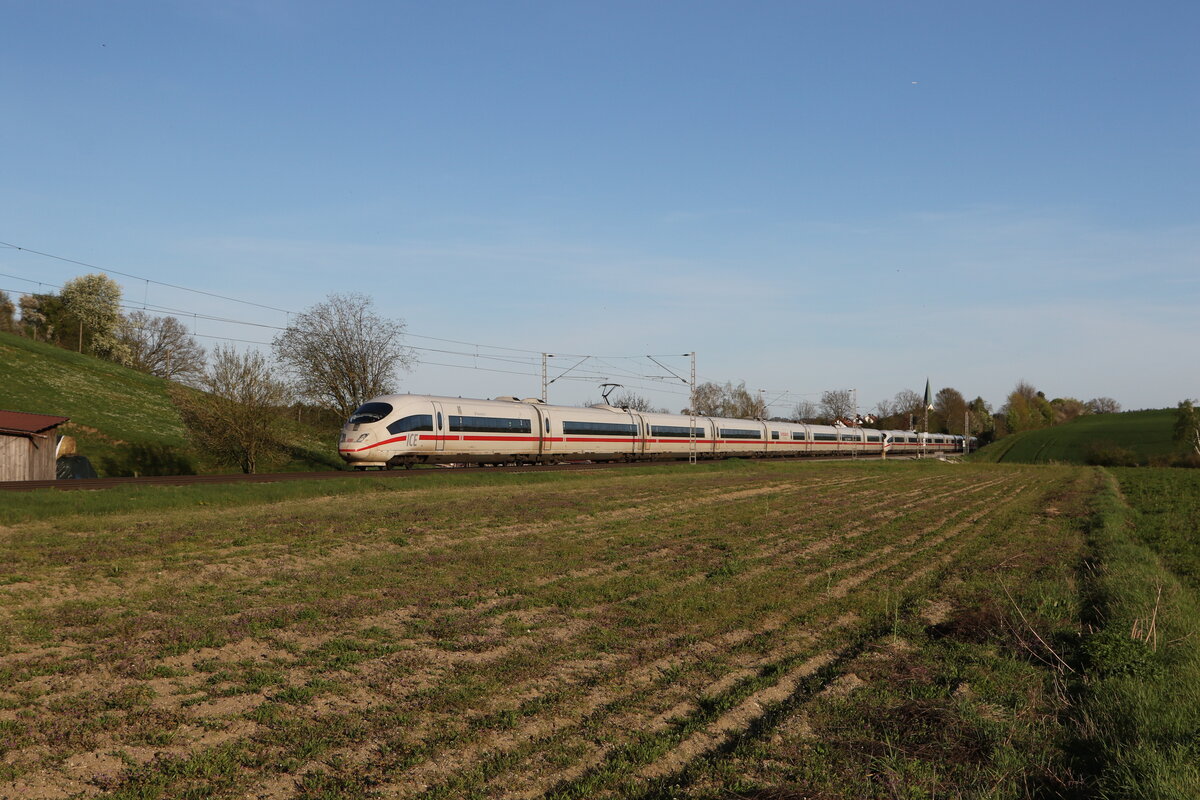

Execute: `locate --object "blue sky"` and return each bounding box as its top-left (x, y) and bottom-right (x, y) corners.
top-left (2, 1), bottom-right (1196, 415)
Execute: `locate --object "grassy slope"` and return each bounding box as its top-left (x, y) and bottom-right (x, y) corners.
top-left (0, 331), bottom-right (340, 475)
top-left (0, 331), bottom-right (187, 468)
top-left (970, 409), bottom-right (1177, 465)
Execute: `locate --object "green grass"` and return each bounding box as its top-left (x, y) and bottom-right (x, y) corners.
top-left (0, 330), bottom-right (340, 476)
top-left (1071, 468), bottom-right (1200, 799)
top-left (971, 410), bottom-right (1178, 465)
top-left (1111, 467), bottom-right (1200, 590)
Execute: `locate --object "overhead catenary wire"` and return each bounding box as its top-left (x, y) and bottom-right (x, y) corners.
top-left (1, 278), bottom-right (791, 409)
top-left (0, 240), bottom-right (293, 314)
top-left (1, 241), bottom-right (815, 409)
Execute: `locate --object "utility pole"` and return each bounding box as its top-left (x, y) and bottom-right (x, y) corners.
top-left (689, 352), bottom-right (697, 464)
top-left (541, 353), bottom-right (550, 402)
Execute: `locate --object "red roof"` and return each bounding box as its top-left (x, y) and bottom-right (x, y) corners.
top-left (0, 409), bottom-right (70, 437)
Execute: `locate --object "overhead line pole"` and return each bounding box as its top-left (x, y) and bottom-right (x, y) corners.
top-left (689, 352), bottom-right (697, 465)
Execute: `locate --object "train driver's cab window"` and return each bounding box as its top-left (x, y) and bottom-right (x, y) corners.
top-left (348, 402), bottom-right (393, 424)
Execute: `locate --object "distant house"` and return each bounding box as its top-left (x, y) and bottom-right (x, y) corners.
top-left (0, 410), bottom-right (70, 481)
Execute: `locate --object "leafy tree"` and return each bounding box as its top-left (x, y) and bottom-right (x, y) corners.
top-left (968, 396), bottom-right (994, 442)
top-left (1175, 400), bottom-right (1200, 457)
top-left (60, 273), bottom-right (127, 360)
top-left (171, 346), bottom-right (291, 474)
top-left (1004, 381), bottom-right (1053, 433)
top-left (934, 387), bottom-right (967, 435)
top-left (819, 389), bottom-right (854, 422)
top-left (0, 290), bottom-right (15, 333)
top-left (272, 293), bottom-right (415, 419)
top-left (18, 292), bottom-right (67, 342)
top-left (119, 311), bottom-right (207, 382)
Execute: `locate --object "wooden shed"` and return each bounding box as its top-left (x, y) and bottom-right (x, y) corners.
top-left (0, 410), bottom-right (70, 481)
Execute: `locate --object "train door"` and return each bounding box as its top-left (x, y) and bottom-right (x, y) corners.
top-left (634, 413), bottom-right (648, 458)
top-left (431, 401), bottom-right (446, 452)
top-left (530, 404), bottom-right (551, 458)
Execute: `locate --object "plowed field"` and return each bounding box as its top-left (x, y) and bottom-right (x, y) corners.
top-left (0, 461), bottom-right (1092, 799)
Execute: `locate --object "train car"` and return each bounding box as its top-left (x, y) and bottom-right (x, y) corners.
top-left (338, 394), bottom-right (966, 469)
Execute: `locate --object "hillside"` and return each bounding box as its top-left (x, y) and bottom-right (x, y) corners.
top-left (970, 409), bottom-right (1178, 465)
top-left (0, 331), bottom-right (341, 475)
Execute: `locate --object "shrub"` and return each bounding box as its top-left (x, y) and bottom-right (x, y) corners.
top-left (1084, 441), bottom-right (1141, 467)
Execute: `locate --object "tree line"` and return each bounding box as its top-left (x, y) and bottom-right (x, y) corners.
top-left (637, 379), bottom-right (1123, 447)
top-left (1, 280), bottom-right (414, 473)
top-left (1, 278), bottom-right (1143, 468)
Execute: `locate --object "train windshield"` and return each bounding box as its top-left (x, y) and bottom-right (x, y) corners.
top-left (348, 402), bottom-right (393, 424)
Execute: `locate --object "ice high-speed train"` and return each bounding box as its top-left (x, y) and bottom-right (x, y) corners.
top-left (338, 394), bottom-right (966, 469)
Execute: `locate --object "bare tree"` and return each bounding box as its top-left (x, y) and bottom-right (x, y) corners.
top-left (1086, 397), bottom-right (1122, 414)
top-left (610, 390), bottom-right (668, 413)
top-left (793, 398), bottom-right (818, 421)
top-left (119, 311), bottom-right (206, 383)
top-left (689, 381), bottom-right (726, 416)
top-left (171, 346), bottom-right (290, 474)
top-left (893, 389), bottom-right (924, 425)
top-left (819, 389), bottom-right (854, 422)
top-left (729, 384), bottom-right (767, 419)
top-left (273, 293), bottom-right (416, 419)
top-left (1051, 397), bottom-right (1088, 424)
top-left (687, 381), bottom-right (765, 418)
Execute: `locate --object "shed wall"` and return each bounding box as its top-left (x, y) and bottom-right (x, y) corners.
top-left (0, 434), bottom-right (57, 481)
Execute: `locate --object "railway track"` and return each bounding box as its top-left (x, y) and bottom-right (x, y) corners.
top-left (0, 454), bottom-right (920, 493)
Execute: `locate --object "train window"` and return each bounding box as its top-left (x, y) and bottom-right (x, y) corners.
top-left (386, 414), bottom-right (433, 434)
top-left (866, 435), bottom-right (881, 442)
top-left (719, 428), bottom-right (761, 439)
top-left (813, 433), bottom-right (837, 441)
top-left (792, 432), bottom-right (807, 441)
top-left (839, 433), bottom-right (860, 442)
top-left (545, 418), bottom-right (550, 434)
top-left (563, 421), bottom-right (637, 436)
top-left (437, 412), bottom-right (443, 430)
top-left (771, 431), bottom-right (780, 440)
top-left (449, 416), bottom-right (533, 434)
top-left (348, 402), bottom-right (393, 424)
top-left (650, 425), bottom-right (703, 437)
